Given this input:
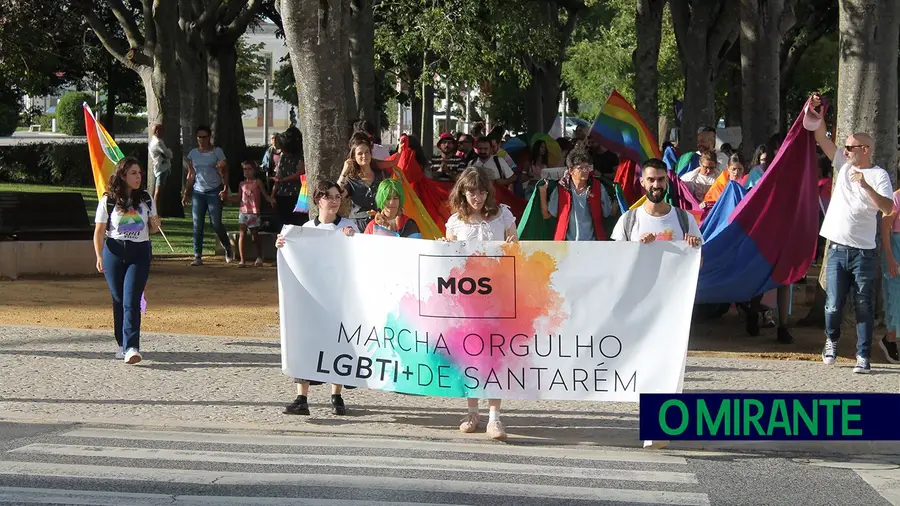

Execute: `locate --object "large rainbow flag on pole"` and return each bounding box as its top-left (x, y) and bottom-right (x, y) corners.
top-left (83, 103), bottom-right (124, 199)
top-left (589, 89), bottom-right (662, 164)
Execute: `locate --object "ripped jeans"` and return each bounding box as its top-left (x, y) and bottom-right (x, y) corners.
top-left (824, 243), bottom-right (876, 359)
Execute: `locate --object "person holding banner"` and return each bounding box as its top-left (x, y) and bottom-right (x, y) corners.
top-left (537, 143), bottom-right (612, 241)
top-left (363, 179), bottom-right (422, 238)
top-left (94, 157), bottom-right (161, 365)
top-left (611, 158), bottom-right (702, 247)
top-left (444, 167), bottom-right (518, 440)
top-left (276, 180), bottom-right (358, 415)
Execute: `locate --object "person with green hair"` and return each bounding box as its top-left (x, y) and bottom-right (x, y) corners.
top-left (363, 178), bottom-right (422, 238)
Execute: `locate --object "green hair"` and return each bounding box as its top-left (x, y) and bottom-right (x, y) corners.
top-left (375, 178), bottom-right (404, 209)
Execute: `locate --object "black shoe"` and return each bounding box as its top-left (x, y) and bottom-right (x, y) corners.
top-left (776, 325), bottom-right (794, 344)
top-left (331, 395), bottom-right (347, 416)
top-left (879, 336), bottom-right (900, 364)
top-left (283, 396), bottom-right (309, 415)
top-left (745, 309), bottom-right (760, 337)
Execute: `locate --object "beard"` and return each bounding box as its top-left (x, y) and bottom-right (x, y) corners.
top-left (646, 188), bottom-right (666, 203)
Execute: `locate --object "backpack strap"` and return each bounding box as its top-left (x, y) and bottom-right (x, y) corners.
top-left (622, 209), bottom-right (637, 242)
top-left (674, 207), bottom-right (691, 238)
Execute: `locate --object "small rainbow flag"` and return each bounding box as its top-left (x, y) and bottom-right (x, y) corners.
top-left (83, 103), bottom-right (124, 199)
top-left (589, 89), bottom-right (662, 164)
top-left (293, 174), bottom-right (309, 213)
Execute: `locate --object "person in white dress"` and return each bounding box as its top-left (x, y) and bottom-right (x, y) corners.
top-left (444, 167), bottom-right (518, 440)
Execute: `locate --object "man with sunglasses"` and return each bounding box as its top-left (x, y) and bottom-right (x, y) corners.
top-left (808, 94), bottom-right (894, 374)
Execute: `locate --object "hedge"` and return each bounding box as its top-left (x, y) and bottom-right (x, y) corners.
top-left (56, 92), bottom-right (95, 136)
top-left (0, 142), bottom-right (267, 188)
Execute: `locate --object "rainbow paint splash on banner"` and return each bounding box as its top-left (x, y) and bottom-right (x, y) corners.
top-left (277, 229), bottom-right (700, 401)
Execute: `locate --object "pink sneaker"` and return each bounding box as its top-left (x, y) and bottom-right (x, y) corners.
top-left (459, 412), bottom-right (480, 433)
top-left (486, 420), bottom-right (507, 440)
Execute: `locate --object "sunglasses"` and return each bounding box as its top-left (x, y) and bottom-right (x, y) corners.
top-left (845, 145), bottom-right (867, 151)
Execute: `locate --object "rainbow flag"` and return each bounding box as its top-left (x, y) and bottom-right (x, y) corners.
top-left (83, 104), bottom-right (124, 200)
top-left (589, 89), bottom-right (662, 164)
top-left (293, 174), bottom-right (309, 213)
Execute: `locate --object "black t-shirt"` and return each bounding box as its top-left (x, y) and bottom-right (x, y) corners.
top-left (593, 150), bottom-right (620, 175)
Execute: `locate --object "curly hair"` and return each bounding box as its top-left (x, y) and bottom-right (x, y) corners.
top-left (105, 157), bottom-right (145, 213)
top-left (559, 141), bottom-right (595, 197)
top-left (449, 167), bottom-right (500, 221)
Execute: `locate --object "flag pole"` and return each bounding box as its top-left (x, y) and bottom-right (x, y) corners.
top-left (157, 225), bottom-right (175, 253)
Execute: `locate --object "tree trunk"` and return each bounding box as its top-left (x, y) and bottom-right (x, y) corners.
top-left (422, 81), bottom-right (435, 158)
top-left (837, 0), bottom-right (900, 325)
top-left (280, 0), bottom-right (351, 218)
top-left (725, 64), bottom-right (742, 127)
top-left (740, 0), bottom-right (792, 162)
top-left (804, 0), bottom-right (900, 326)
top-left (350, 0), bottom-right (376, 125)
top-left (670, 0), bottom-right (740, 149)
top-left (142, 60), bottom-right (182, 217)
top-left (207, 44), bottom-right (246, 191)
top-left (681, 59), bottom-right (718, 148)
top-left (524, 65), bottom-right (545, 135)
top-left (633, 0), bottom-right (666, 141)
top-left (409, 61), bottom-right (422, 141)
top-left (105, 57), bottom-right (117, 132)
top-left (177, 27), bottom-right (209, 163)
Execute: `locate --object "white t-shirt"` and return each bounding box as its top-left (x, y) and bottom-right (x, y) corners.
top-left (469, 157), bottom-right (514, 181)
top-left (610, 206), bottom-right (702, 243)
top-left (446, 204), bottom-right (516, 241)
top-left (95, 194), bottom-right (157, 242)
top-left (371, 143), bottom-right (391, 161)
top-left (680, 167), bottom-right (717, 201)
top-left (301, 216), bottom-right (360, 233)
top-left (819, 151), bottom-right (893, 250)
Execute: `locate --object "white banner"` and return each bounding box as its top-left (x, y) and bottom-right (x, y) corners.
top-left (277, 226), bottom-right (701, 401)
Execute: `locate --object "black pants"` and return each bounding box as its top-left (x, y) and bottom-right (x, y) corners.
top-left (276, 196), bottom-right (307, 228)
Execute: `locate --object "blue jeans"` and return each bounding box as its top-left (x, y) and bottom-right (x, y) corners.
top-left (192, 189), bottom-right (231, 257)
top-left (824, 243), bottom-right (876, 358)
top-left (102, 239), bottom-right (152, 351)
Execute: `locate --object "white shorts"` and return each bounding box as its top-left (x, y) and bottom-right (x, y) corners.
top-left (239, 213), bottom-right (260, 228)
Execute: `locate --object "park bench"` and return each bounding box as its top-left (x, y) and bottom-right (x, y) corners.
top-left (0, 192), bottom-right (95, 278)
top-left (28, 125), bottom-right (42, 132)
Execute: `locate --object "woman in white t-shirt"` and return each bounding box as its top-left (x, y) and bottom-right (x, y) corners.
top-left (275, 180), bottom-right (357, 417)
top-left (445, 167), bottom-right (517, 441)
top-left (93, 157), bottom-right (161, 365)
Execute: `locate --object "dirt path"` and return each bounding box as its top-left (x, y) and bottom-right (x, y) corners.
top-left (0, 257), bottom-right (879, 363)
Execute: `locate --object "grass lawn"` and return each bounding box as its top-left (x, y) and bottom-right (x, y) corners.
top-left (0, 182), bottom-right (238, 255)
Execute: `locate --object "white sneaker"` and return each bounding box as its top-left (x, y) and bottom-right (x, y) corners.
top-left (124, 348), bottom-right (142, 365)
top-left (115, 346), bottom-right (125, 360)
top-left (822, 339), bottom-right (837, 365)
top-left (643, 440), bottom-right (670, 449)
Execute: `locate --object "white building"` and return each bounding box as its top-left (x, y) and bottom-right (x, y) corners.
top-left (240, 22), bottom-right (292, 130)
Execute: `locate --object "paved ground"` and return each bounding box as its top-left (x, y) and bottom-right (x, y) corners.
top-left (1, 325), bottom-right (899, 505)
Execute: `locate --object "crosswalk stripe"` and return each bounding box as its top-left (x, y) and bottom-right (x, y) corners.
top-left (60, 428), bottom-right (687, 464)
top-left (11, 444), bottom-right (698, 484)
top-left (0, 486), bottom-right (463, 506)
top-left (0, 461), bottom-right (711, 505)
